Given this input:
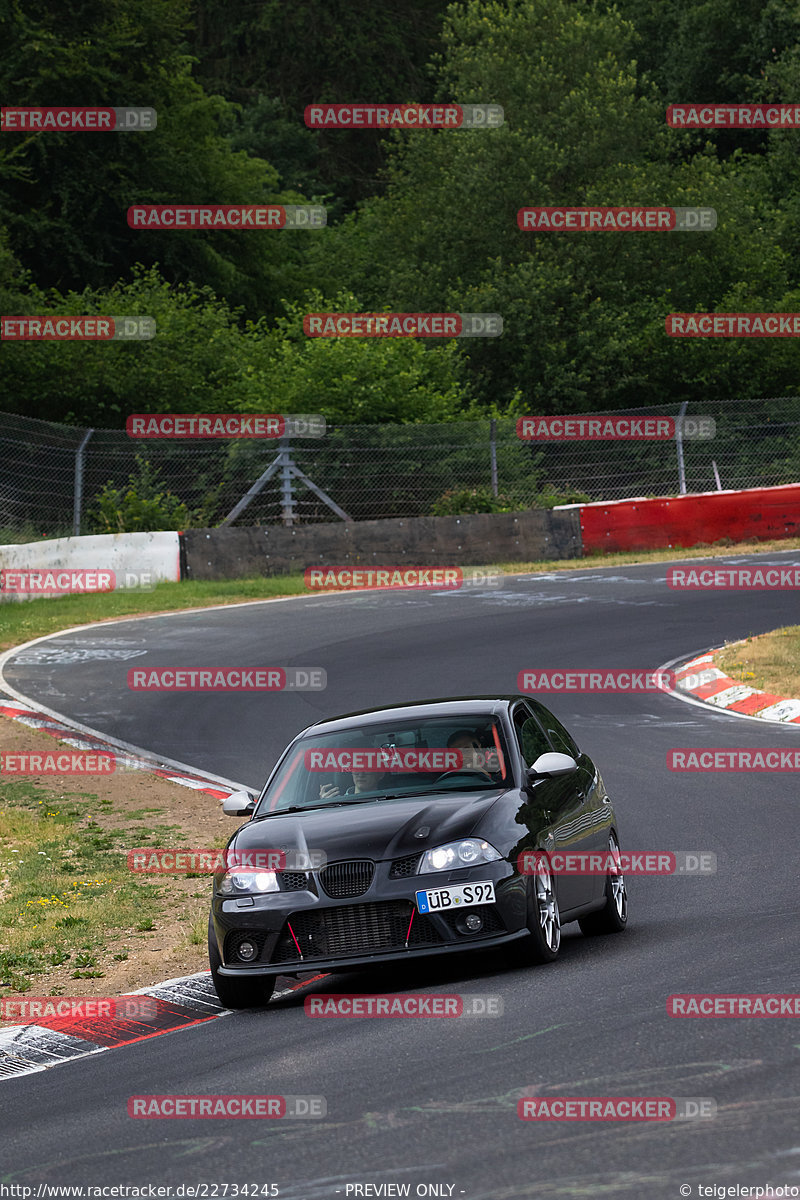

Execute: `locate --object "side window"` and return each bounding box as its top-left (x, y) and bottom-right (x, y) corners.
top-left (522, 698), bottom-right (581, 757)
top-left (512, 704), bottom-right (551, 766)
top-left (543, 712), bottom-right (580, 758)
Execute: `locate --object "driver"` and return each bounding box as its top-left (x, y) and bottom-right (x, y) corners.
top-left (319, 764), bottom-right (391, 800)
top-left (446, 729), bottom-right (499, 781)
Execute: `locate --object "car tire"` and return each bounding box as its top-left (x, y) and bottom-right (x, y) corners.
top-left (512, 855), bottom-right (561, 965)
top-left (578, 832), bottom-right (628, 936)
top-left (208, 917), bottom-right (276, 1009)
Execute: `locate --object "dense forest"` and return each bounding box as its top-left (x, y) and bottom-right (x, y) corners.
top-left (2, 0), bottom-right (800, 428)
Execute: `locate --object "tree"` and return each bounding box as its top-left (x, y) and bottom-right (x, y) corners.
top-left (0, 0), bottom-right (313, 317)
top-left (311, 0), bottom-right (800, 411)
top-left (191, 0), bottom-right (452, 216)
top-left (234, 290), bottom-right (472, 423)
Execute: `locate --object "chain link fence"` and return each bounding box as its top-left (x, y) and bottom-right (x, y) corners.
top-left (2, 396), bottom-right (799, 540)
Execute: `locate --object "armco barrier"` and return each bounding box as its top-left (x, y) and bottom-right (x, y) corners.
top-left (0, 531), bottom-right (180, 601)
top-left (576, 484), bottom-right (800, 555)
top-left (180, 509), bottom-right (582, 579)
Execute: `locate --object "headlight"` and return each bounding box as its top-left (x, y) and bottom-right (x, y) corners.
top-left (218, 869), bottom-right (279, 895)
top-left (418, 839), bottom-right (501, 874)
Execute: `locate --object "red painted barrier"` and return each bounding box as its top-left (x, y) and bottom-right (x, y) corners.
top-left (577, 484), bottom-right (800, 555)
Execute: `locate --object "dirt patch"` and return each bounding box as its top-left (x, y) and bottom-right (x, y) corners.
top-left (0, 715), bottom-right (240, 1001)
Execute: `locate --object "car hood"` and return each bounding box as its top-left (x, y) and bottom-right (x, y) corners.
top-left (231, 789), bottom-right (510, 862)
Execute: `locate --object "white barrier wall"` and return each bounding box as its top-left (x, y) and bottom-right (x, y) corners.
top-left (0, 531), bottom-right (180, 602)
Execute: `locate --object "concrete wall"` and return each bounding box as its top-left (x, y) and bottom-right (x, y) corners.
top-left (181, 509), bottom-right (582, 580)
top-left (0, 531), bottom-right (180, 601)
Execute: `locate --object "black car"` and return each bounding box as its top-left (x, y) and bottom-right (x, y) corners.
top-left (208, 696), bottom-right (627, 1008)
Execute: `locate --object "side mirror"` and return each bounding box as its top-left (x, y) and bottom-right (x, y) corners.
top-left (526, 752), bottom-right (578, 785)
top-left (222, 789), bottom-right (256, 816)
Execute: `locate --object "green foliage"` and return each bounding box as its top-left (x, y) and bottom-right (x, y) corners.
top-left (0, 0), bottom-right (312, 318)
top-left (531, 485), bottom-right (592, 509)
top-left (612, 0), bottom-right (799, 117)
top-left (430, 482), bottom-right (591, 515)
top-left (192, 0), bottom-right (451, 215)
top-left (312, 0), bottom-right (800, 411)
top-left (430, 486), bottom-right (512, 515)
top-left (233, 290), bottom-right (472, 424)
top-left (0, 270), bottom-right (474, 428)
top-left (87, 456), bottom-right (193, 532)
top-left (4, 0), bottom-right (800, 437)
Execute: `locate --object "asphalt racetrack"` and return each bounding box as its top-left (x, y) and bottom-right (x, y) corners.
top-left (2, 551), bottom-right (800, 1199)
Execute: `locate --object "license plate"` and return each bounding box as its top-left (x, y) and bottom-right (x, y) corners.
top-left (415, 880), bottom-right (495, 913)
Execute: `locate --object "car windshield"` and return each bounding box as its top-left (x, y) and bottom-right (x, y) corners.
top-left (254, 715), bottom-right (512, 815)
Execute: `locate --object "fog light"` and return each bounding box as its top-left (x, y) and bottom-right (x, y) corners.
top-left (237, 939), bottom-right (258, 961)
top-left (454, 912), bottom-right (484, 935)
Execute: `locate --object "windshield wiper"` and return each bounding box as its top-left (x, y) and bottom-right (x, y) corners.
top-left (421, 783), bottom-right (506, 794)
top-left (256, 797), bottom-right (381, 818)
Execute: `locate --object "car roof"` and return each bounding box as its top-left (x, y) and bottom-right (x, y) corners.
top-left (301, 696), bottom-right (524, 737)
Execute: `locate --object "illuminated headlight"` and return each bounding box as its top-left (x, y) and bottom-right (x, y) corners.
top-left (218, 870), bottom-right (279, 895)
top-left (418, 839), bottom-right (501, 874)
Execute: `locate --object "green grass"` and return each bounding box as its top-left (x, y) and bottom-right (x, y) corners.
top-left (716, 625), bottom-right (800, 698)
top-left (188, 917), bottom-right (206, 945)
top-left (0, 780), bottom-right (181, 994)
top-left (0, 574), bottom-right (309, 652)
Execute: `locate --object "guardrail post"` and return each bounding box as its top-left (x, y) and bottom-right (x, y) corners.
top-left (279, 439), bottom-right (296, 526)
top-left (73, 428), bottom-right (94, 535)
top-left (675, 401), bottom-right (688, 495)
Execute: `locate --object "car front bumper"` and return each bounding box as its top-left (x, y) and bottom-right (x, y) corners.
top-left (211, 859), bottom-right (528, 978)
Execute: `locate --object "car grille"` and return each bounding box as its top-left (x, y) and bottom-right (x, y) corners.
top-left (271, 901), bottom-right (443, 964)
top-left (224, 929), bottom-right (271, 964)
top-left (389, 853), bottom-right (421, 878)
top-left (319, 860), bottom-right (374, 898)
top-left (279, 872), bottom-right (310, 891)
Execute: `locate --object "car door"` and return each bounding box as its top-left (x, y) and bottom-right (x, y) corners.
top-left (511, 701), bottom-right (603, 914)
top-left (525, 699), bottom-right (613, 905)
